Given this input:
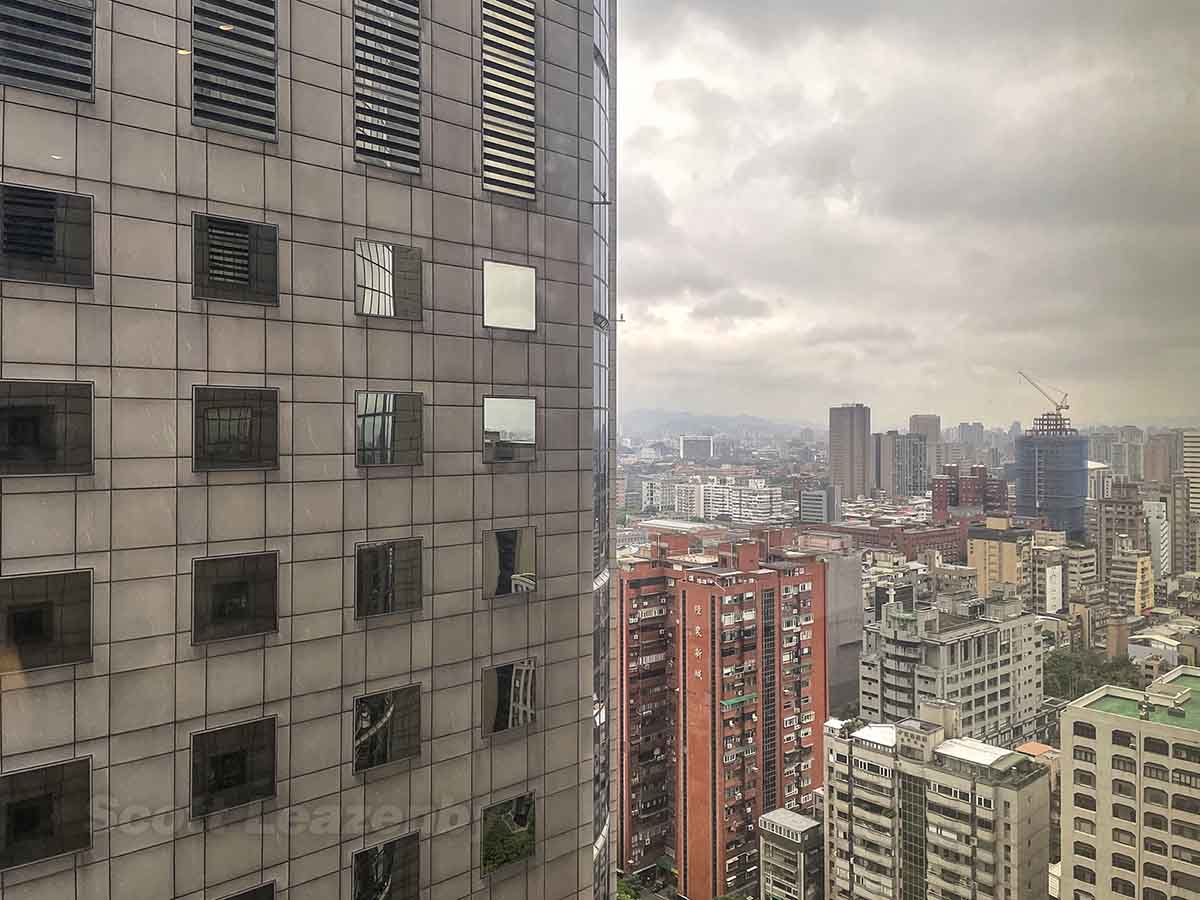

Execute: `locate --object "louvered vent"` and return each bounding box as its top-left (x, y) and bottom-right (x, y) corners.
top-left (193, 214), bottom-right (279, 305)
top-left (481, 0), bottom-right (536, 199)
top-left (0, 0), bottom-right (95, 101)
top-left (192, 0), bottom-right (278, 141)
top-left (353, 0), bottom-right (421, 171)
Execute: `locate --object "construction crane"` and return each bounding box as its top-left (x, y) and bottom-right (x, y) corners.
top-left (1017, 370), bottom-right (1070, 413)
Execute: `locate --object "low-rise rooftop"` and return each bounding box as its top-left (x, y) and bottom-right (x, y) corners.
top-left (1075, 668), bottom-right (1200, 733)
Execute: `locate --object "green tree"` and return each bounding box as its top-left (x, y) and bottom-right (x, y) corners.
top-left (1044, 645), bottom-right (1141, 701)
top-left (616, 878), bottom-right (639, 900)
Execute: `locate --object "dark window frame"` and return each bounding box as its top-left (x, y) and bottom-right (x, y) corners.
top-left (481, 657), bottom-right (537, 739)
top-left (354, 537), bottom-right (423, 619)
top-left (352, 684), bottom-right (422, 774)
top-left (482, 525), bottom-right (537, 601)
top-left (191, 550), bottom-right (279, 644)
top-left (0, 184), bottom-right (94, 287)
top-left (351, 831), bottom-right (420, 900)
top-left (482, 395), bottom-right (537, 464)
top-left (0, 379), bottom-right (94, 478)
top-left (192, 212), bottom-right (280, 306)
top-left (189, 715), bottom-right (277, 819)
top-left (0, 568), bottom-right (92, 674)
top-left (354, 390), bottom-right (423, 467)
top-left (353, 239), bottom-right (423, 320)
top-left (479, 791), bottom-right (537, 876)
top-left (0, 756), bottom-right (92, 872)
top-left (192, 385), bottom-right (280, 472)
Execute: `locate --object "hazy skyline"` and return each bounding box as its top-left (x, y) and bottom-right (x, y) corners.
top-left (616, 3), bottom-right (1200, 428)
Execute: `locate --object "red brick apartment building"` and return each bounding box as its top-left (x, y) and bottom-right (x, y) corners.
top-left (618, 533), bottom-right (828, 900)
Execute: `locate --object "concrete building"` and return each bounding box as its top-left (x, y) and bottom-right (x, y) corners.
top-left (966, 516), bottom-right (1033, 597)
top-left (1015, 741), bottom-right (1062, 864)
top-left (1087, 459), bottom-right (1113, 501)
top-left (1060, 666), bottom-right (1200, 900)
top-left (859, 592), bottom-right (1060, 747)
top-left (823, 703), bottom-right (1051, 900)
top-left (1015, 411), bottom-right (1089, 541)
top-left (1031, 538), bottom-right (1068, 615)
top-left (931, 463), bottom-right (1009, 523)
top-left (829, 403), bottom-right (871, 501)
top-left (679, 434), bottom-right (714, 461)
top-left (1185, 430), bottom-right (1200, 511)
top-left (0, 1), bottom-right (612, 896)
top-left (800, 484), bottom-right (843, 525)
top-left (1108, 534), bottom-right (1156, 616)
top-left (1145, 497), bottom-right (1173, 586)
top-left (759, 808), bottom-right (823, 900)
top-left (822, 551), bottom-right (865, 718)
top-left (909, 413), bottom-right (942, 479)
top-left (1096, 481), bottom-right (1149, 585)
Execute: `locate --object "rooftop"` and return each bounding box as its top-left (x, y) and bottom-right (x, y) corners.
top-left (758, 807), bottom-right (821, 834)
top-left (1078, 668), bottom-right (1200, 732)
top-left (938, 737), bottom-right (1017, 768)
top-left (1014, 741), bottom-right (1057, 757)
top-left (852, 723), bottom-right (897, 748)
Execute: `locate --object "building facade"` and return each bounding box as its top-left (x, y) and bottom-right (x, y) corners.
top-left (0, 1), bottom-right (609, 897)
top-left (800, 484), bottom-right (842, 525)
top-left (1015, 411), bottom-right (1089, 541)
top-left (759, 808), bottom-right (823, 900)
top-left (909, 414), bottom-right (941, 479)
top-left (966, 517), bottom-right (1033, 597)
top-left (829, 404), bottom-right (871, 501)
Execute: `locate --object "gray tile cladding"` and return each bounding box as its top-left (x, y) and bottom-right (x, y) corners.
top-left (0, 0), bottom-right (599, 896)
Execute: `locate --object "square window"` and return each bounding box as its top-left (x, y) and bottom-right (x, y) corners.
top-left (353, 832), bottom-right (420, 900)
top-left (190, 717), bottom-right (276, 818)
top-left (193, 214), bottom-right (279, 305)
top-left (0, 758), bottom-right (90, 872)
top-left (193, 552), bottom-right (278, 643)
top-left (355, 392), bottom-right (422, 467)
top-left (0, 380), bottom-right (93, 477)
top-left (219, 884), bottom-right (275, 900)
top-left (0, 570), bottom-right (91, 674)
top-left (0, 185), bottom-right (93, 287)
top-left (353, 685), bottom-right (421, 773)
top-left (480, 793), bottom-right (536, 876)
top-left (483, 261), bottom-right (536, 331)
top-left (355, 538), bottom-right (422, 618)
top-left (483, 526), bottom-right (536, 601)
top-left (481, 659), bottom-right (536, 737)
top-left (482, 397), bottom-right (535, 463)
top-left (193, 386), bottom-right (280, 471)
top-left (354, 241), bottom-right (422, 319)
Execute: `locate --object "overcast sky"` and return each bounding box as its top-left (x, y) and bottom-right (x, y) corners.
top-left (615, 3), bottom-right (1200, 431)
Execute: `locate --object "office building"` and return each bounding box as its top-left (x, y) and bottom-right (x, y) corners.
top-left (824, 703), bottom-right (1051, 900)
top-left (823, 552), bottom-right (865, 717)
top-left (0, 1), bottom-right (611, 896)
top-left (1096, 481), bottom-right (1149, 585)
top-left (859, 592), bottom-right (1059, 747)
top-left (829, 403), bottom-right (871, 500)
top-left (759, 808), bottom-right (823, 900)
top-left (1087, 459), bottom-right (1113, 502)
top-left (967, 516), bottom-right (1033, 596)
top-left (1015, 411), bottom-right (1089, 541)
top-left (1146, 431), bottom-right (1182, 483)
top-left (1184, 431), bottom-right (1200, 511)
top-left (909, 413), bottom-right (942, 478)
top-left (869, 431), bottom-right (928, 497)
top-left (1108, 534), bottom-right (1155, 616)
top-left (1110, 440), bottom-right (1145, 482)
top-left (800, 484), bottom-right (843, 524)
top-left (680, 434), bottom-right (714, 461)
top-left (1060, 666), bottom-right (1200, 900)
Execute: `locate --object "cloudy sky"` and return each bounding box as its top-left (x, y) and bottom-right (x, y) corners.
top-left (615, 2), bottom-right (1200, 431)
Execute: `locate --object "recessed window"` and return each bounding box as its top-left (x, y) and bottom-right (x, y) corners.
top-left (482, 397), bottom-right (535, 463)
top-left (355, 538), bottom-right (422, 618)
top-left (219, 884), bottom-right (275, 900)
top-left (193, 386), bottom-right (280, 471)
top-left (483, 261), bottom-right (536, 331)
top-left (355, 392), bottom-right (422, 466)
top-left (480, 792), bottom-right (536, 876)
top-left (190, 717), bottom-right (276, 818)
top-left (193, 214), bottom-right (279, 305)
top-left (0, 570), bottom-right (91, 674)
top-left (0, 380), bottom-right (93, 477)
top-left (353, 832), bottom-right (419, 900)
top-left (355, 240), bottom-right (422, 319)
top-left (483, 526), bottom-right (536, 600)
top-left (482, 659), bottom-right (536, 737)
top-left (353, 685), bottom-right (421, 773)
top-left (0, 758), bottom-right (90, 872)
top-left (0, 185), bottom-right (93, 287)
top-left (193, 552), bottom-right (278, 643)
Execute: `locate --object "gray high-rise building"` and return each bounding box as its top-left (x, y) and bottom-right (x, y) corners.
top-left (829, 403), bottom-right (870, 500)
top-left (1015, 411), bottom-right (1089, 541)
top-left (0, 1), bottom-right (612, 897)
top-left (909, 413), bottom-right (941, 478)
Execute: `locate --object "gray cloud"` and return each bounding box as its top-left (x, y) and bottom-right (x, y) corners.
top-left (690, 291), bottom-right (772, 323)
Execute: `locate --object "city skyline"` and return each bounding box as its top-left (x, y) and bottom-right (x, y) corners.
top-left (616, 5), bottom-right (1200, 426)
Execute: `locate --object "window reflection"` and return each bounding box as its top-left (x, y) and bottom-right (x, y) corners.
top-left (480, 793), bottom-right (536, 875)
top-left (192, 552), bottom-right (278, 643)
top-left (483, 260), bottom-right (536, 331)
top-left (484, 526), bottom-right (536, 600)
top-left (355, 538), bottom-right (422, 618)
top-left (356, 391), bottom-right (422, 466)
top-left (482, 659), bottom-right (536, 737)
top-left (482, 397), bottom-right (535, 463)
top-left (355, 240), bottom-right (422, 320)
top-left (190, 717), bottom-right (276, 818)
top-left (193, 387), bottom-right (279, 471)
top-left (353, 832), bottom-right (420, 900)
top-left (0, 570), bottom-right (91, 674)
top-left (354, 685), bottom-right (421, 773)
top-left (0, 758), bottom-right (90, 872)
top-left (0, 380), bottom-right (93, 476)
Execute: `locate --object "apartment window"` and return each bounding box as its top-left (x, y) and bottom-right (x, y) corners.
top-left (1173, 844), bottom-right (1200, 865)
top-left (483, 261), bottom-right (536, 331)
top-left (483, 526), bottom-right (536, 600)
top-left (353, 833), bottom-right (419, 900)
top-left (1073, 866), bottom-right (1096, 885)
top-left (1145, 762), bottom-right (1169, 781)
top-left (1112, 755), bottom-right (1136, 773)
top-left (192, 552), bottom-right (277, 643)
top-left (355, 538), bottom-right (422, 618)
top-left (482, 659), bottom-right (536, 737)
top-left (192, 0), bottom-right (277, 140)
top-left (193, 387), bottom-right (279, 471)
top-left (1112, 729), bottom-right (1135, 748)
top-left (1145, 736), bottom-right (1169, 755)
top-left (1112, 778), bottom-right (1136, 798)
top-left (482, 397), bottom-right (535, 463)
top-left (1142, 889), bottom-right (1167, 900)
top-left (1112, 803), bottom-right (1136, 823)
top-left (480, 792), bottom-right (536, 875)
top-left (1073, 746), bottom-right (1096, 764)
top-left (1073, 721), bottom-right (1096, 740)
top-left (1145, 812), bottom-right (1168, 831)
top-left (0, 380), bottom-right (93, 477)
top-left (355, 391), bottom-right (422, 466)
top-left (1073, 770), bottom-right (1095, 787)
top-left (1144, 786), bottom-right (1168, 807)
top-left (0, 185), bottom-right (92, 287)
top-left (1073, 817), bottom-right (1095, 835)
top-left (1174, 742), bottom-right (1200, 764)
top-left (0, 758), bottom-right (90, 872)
top-left (1074, 841), bottom-right (1097, 859)
top-left (0, 570), bottom-right (91, 674)
top-left (1172, 792), bottom-right (1200, 815)
top-left (1173, 820), bottom-right (1200, 841)
top-left (353, 685), bottom-right (421, 773)
top-left (1111, 829), bottom-right (1134, 847)
top-left (190, 717), bottom-right (276, 818)
top-left (480, 0), bottom-right (535, 199)
top-left (193, 214), bottom-right (279, 305)
top-left (1173, 872), bottom-right (1200, 894)
top-left (1111, 878), bottom-right (1135, 898)
top-left (354, 240), bottom-right (421, 319)
top-left (352, 0), bottom-right (420, 170)
top-left (220, 885), bottom-right (274, 900)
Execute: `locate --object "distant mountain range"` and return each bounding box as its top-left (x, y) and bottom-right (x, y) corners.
top-left (620, 408), bottom-right (821, 439)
